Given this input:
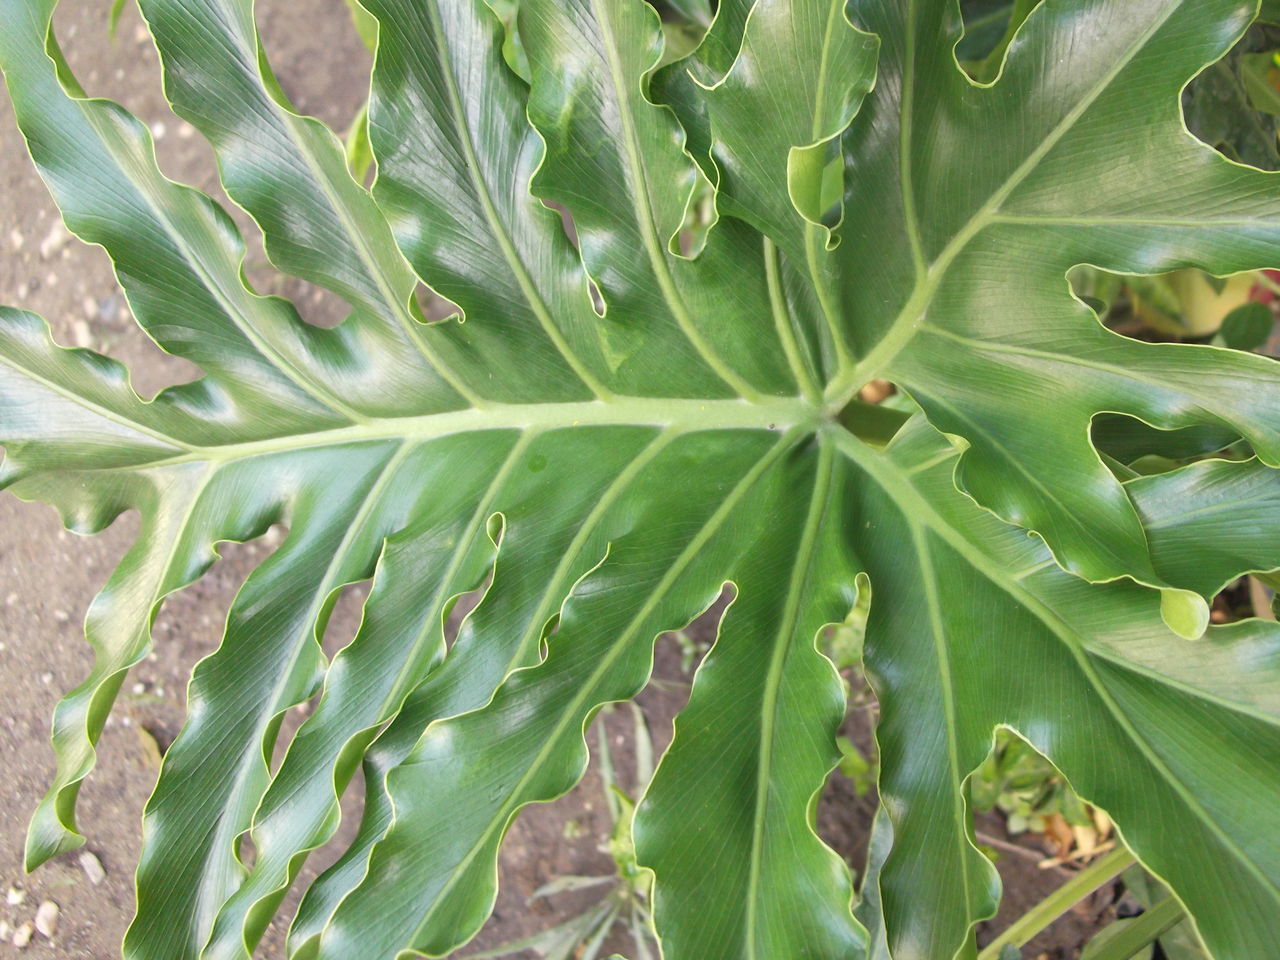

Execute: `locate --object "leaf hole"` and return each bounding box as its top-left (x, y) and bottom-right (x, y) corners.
top-left (414, 282), bottom-right (463, 324)
top-left (1073, 264), bottom-right (1278, 352)
top-left (816, 675), bottom-right (879, 880)
top-left (954, 0), bottom-right (1043, 84)
top-left (254, 0), bottom-right (372, 133)
top-left (235, 830), bottom-right (258, 871)
top-left (835, 381), bottom-right (912, 446)
top-left (1184, 21), bottom-right (1280, 172)
top-left (1208, 575), bottom-right (1276, 625)
top-left (1090, 413), bottom-right (1243, 473)
top-left (318, 581), bottom-right (371, 660)
top-left (444, 572), bottom-right (493, 649)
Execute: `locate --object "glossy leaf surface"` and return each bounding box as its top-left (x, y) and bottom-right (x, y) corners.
top-left (2, 1), bottom-right (1280, 959)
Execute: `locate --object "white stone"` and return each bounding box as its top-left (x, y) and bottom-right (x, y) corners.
top-left (79, 851), bottom-right (106, 885)
top-left (39, 222), bottom-right (69, 259)
top-left (34, 900), bottom-right (58, 938)
top-left (11, 922), bottom-right (32, 948)
top-left (72, 320), bottom-right (93, 348)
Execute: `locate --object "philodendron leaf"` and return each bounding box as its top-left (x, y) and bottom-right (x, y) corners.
top-left (1, 1), bottom-right (1280, 960)
top-left (831, 0), bottom-right (1280, 593)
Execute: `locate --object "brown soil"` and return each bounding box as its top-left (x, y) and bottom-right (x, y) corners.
top-left (0, 3), bottom-right (1110, 957)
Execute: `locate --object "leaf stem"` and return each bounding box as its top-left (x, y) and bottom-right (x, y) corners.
top-left (1080, 896), bottom-right (1185, 960)
top-left (763, 237), bottom-right (821, 402)
top-left (976, 846), bottom-right (1135, 960)
top-left (804, 225), bottom-right (852, 374)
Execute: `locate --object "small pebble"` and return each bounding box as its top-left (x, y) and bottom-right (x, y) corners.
top-left (177, 121), bottom-right (196, 139)
top-left (39, 222), bottom-right (69, 259)
top-left (0, 918), bottom-right (11, 940)
top-left (151, 121), bottom-right (167, 140)
top-left (72, 320), bottom-right (93, 348)
top-left (79, 851), bottom-right (106, 885)
top-left (133, 25), bottom-right (149, 44)
top-left (34, 900), bottom-right (59, 938)
top-left (40, 673), bottom-right (53, 685)
top-left (5, 592), bottom-right (17, 606)
top-left (53, 609), bottom-right (70, 623)
top-left (9, 228), bottom-right (24, 251)
top-left (11, 922), bottom-right (32, 948)
top-left (81, 296), bottom-right (97, 318)
top-left (7, 885), bottom-right (26, 905)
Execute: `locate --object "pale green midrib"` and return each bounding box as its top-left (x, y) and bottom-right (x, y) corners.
top-left (349, 434), bottom-right (535, 747)
top-left (897, 0), bottom-right (927, 279)
top-left (918, 325), bottom-right (1274, 440)
top-left (1009, 557), bottom-right (1057, 581)
top-left (744, 441), bottom-right (833, 960)
top-left (129, 397), bottom-right (817, 470)
top-left (1081, 642), bottom-right (1280, 729)
top-left (809, 0), bottom-right (842, 145)
top-left (799, 0), bottom-right (854, 372)
top-left (824, 3), bottom-right (1184, 407)
top-left (320, 428), bottom-right (683, 935)
top-left (805, 219), bottom-right (850, 373)
top-left (404, 429), bottom-right (803, 946)
top-left (419, 0), bottom-right (611, 402)
top-left (185, 439), bottom-right (415, 953)
top-left (45, 462), bottom-right (216, 826)
top-left (77, 91), bottom-right (369, 424)
top-left (824, 424), bottom-right (1280, 904)
top-left (908, 386), bottom-right (1148, 575)
top-left (207, 0), bottom-right (483, 409)
top-left (585, 0), bottom-right (761, 401)
top-left (218, 434), bottom-right (539, 954)
top-left (990, 213), bottom-right (1279, 228)
top-left (763, 238), bottom-right (820, 402)
top-left (908, 519), bottom-right (981, 942)
top-left (506, 429), bottom-right (679, 668)
top-left (0, 348), bottom-right (190, 452)
top-left (272, 108), bottom-right (485, 409)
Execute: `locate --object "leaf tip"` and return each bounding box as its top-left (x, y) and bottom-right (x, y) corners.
top-left (1160, 589), bottom-right (1210, 640)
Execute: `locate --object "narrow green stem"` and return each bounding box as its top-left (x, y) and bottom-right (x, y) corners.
top-left (1081, 896), bottom-right (1185, 960)
top-left (763, 237), bottom-right (821, 402)
top-left (976, 846), bottom-right (1136, 960)
top-left (804, 224), bottom-right (852, 373)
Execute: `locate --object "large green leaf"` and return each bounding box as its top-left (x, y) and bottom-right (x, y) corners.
top-left (2, 1), bottom-right (1280, 959)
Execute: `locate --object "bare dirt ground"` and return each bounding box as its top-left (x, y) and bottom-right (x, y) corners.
top-left (0, 3), bottom-right (1105, 957)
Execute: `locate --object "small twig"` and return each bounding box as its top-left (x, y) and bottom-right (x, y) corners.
top-left (1038, 840), bottom-right (1118, 869)
top-left (974, 832), bottom-right (1071, 879)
